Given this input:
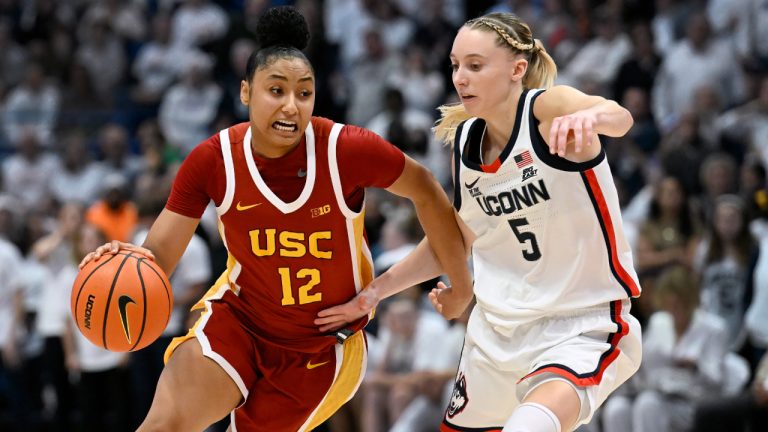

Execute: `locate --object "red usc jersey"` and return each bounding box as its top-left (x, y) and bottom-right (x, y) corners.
top-left (179, 118), bottom-right (403, 353)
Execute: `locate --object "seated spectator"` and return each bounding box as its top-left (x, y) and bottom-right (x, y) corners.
top-left (612, 23), bottom-right (661, 102)
top-left (698, 152), bottom-right (739, 223)
top-left (389, 303), bottom-right (470, 432)
top-left (2, 62), bottom-right (59, 147)
top-left (346, 28), bottom-right (403, 127)
top-left (361, 296), bottom-right (448, 432)
top-left (85, 174), bottom-right (138, 243)
top-left (622, 87), bottom-right (660, 155)
top-left (96, 123), bottom-right (145, 183)
top-left (366, 88), bottom-right (432, 157)
top-left (32, 202), bottom-right (84, 431)
top-left (693, 195), bottom-right (756, 349)
top-left (716, 75), bottom-right (768, 169)
top-left (132, 13), bottom-right (199, 106)
top-left (0, 18), bottom-right (28, 90)
top-left (601, 265), bottom-right (740, 432)
top-left (658, 112), bottom-right (707, 195)
top-left (170, 0), bottom-right (229, 49)
top-left (373, 208), bottom-right (422, 274)
top-left (651, 11), bottom-right (745, 132)
top-left (635, 176), bottom-right (699, 274)
top-left (59, 61), bottom-right (111, 134)
top-left (158, 53), bottom-right (223, 154)
top-left (1, 128), bottom-right (58, 212)
top-left (746, 202), bottom-right (768, 361)
top-left (60, 223), bottom-right (130, 432)
top-left (0, 214), bottom-right (25, 431)
top-left (49, 131), bottom-right (107, 206)
top-left (691, 351), bottom-right (768, 431)
top-left (385, 46), bottom-right (444, 113)
top-left (558, 7), bottom-right (631, 93)
top-left (133, 119), bottom-right (182, 203)
top-left (75, 14), bottom-right (126, 106)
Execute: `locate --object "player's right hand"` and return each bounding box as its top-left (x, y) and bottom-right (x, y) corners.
top-left (429, 281), bottom-right (473, 320)
top-left (79, 240), bottom-right (156, 269)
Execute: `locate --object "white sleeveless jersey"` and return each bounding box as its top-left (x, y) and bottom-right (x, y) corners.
top-left (453, 89), bottom-right (641, 328)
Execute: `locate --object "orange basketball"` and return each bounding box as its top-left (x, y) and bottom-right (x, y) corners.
top-left (71, 251), bottom-right (172, 352)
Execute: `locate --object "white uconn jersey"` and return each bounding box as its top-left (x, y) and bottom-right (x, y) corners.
top-left (454, 89), bottom-right (641, 328)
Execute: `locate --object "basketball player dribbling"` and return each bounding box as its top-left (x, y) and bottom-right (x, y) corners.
top-left (79, 7), bottom-right (472, 432)
top-left (316, 12), bottom-right (642, 432)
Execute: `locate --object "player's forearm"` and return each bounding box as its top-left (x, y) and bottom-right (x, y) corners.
top-left (142, 209), bottom-right (200, 276)
top-left (586, 99), bottom-right (633, 137)
top-left (410, 186), bottom-right (473, 297)
top-left (370, 239), bottom-right (444, 300)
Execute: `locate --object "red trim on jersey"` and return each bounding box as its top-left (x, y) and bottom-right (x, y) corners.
top-left (583, 169), bottom-right (641, 297)
top-left (441, 420), bottom-right (502, 432)
top-left (480, 158), bottom-right (502, 173)
top-left (518, 300), bottom-right (629, 387)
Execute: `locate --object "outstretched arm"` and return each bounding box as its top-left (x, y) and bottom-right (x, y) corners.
top-left (535, 85), bottom-right (634, 159)
top-left (373, 210), bottom-right (474, 299)
top-left (316, 157), bottom-right (474, 330)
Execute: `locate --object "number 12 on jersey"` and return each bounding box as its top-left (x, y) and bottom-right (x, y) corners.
top-left (507, 217), bottom-right (541, 261)
top-left (279, 267), bottom-right (322, 306)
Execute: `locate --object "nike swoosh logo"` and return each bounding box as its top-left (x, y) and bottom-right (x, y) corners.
top-left (236, 201), bottom-right (262, 211)
top-left (464, 178), bottom-right (480, 189)
top-left (306, 360), bottom-right (329, 370)
top-left (118, 295), bottom-right (136, 344)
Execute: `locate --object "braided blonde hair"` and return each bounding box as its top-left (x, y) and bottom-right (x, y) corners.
top-left (433, 13), bottom-right (557, 146)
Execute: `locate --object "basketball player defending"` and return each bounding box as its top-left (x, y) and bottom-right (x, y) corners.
top-left (316, 12), bottom-right (642, 432)
top-left (81, 7), bottom-right (472, 432)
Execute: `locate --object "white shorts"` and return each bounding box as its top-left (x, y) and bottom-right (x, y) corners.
top-left (441, 299), bottom-right (642, 431)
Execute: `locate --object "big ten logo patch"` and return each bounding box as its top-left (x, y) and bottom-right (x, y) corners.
top-left (522, 166), bottom-right (538, 181)
top-left (311, 204), bottom-right (332, 218)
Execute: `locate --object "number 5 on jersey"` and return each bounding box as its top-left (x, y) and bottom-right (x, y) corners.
top-left (508, 217), bottom-right (541, 261)
top-left (279, 267), bottom-right (322, 306)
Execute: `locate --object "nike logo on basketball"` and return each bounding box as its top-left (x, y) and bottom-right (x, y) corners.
top-left (298, 168), bottom-right (307, 178)
top-left (464, 178), bottom-right (480, 189)
top-left (236, 201), bottom-right (262, 211)
top-left (118, 295), bottom-right (136, 344)
top-left (306, 360), bottom-right (329, 370)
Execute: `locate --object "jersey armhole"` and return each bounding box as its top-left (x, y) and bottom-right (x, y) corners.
top-left (215, 128), bottom-right (236, 215)
top-left (328, 123), bottom-right (363, 218)
top-left (528, 90), bottom-right (606, 172)
top-left (452, 120), bottom-right (469, 211)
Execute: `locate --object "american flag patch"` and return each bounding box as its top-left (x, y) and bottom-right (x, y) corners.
top-left (514, 150), bottom-right (533, 168)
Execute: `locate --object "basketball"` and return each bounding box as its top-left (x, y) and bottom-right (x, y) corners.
top-left (71, 251), bottom-right (173, 352)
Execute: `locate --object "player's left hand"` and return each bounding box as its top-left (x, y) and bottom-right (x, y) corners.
top-left (548, 110), bottom-right (598, 157)
top-left (429, 281), bottom-right (473, 320)
top-left (315, 287), bottom-right (380, 332)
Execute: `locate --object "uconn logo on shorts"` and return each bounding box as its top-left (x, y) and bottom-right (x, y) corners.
top-left (446, 373), bottom-right (468, 418)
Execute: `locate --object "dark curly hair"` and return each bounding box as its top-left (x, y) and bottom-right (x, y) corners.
top-left (244, 6), bottom-right (312, 82)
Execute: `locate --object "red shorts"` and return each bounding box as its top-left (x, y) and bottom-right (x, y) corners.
top-left (165, 288), bottom-right (367, 431)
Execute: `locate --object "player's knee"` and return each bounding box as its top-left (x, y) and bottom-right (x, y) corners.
top-left (502, 402), bottom-right (562, 432)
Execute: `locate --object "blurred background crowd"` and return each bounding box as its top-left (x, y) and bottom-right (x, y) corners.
top-left (0, 0), bottom-right (766, 431)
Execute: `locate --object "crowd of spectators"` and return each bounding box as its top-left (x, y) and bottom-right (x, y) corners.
top-left (0, 0), bottom-right (766, 431)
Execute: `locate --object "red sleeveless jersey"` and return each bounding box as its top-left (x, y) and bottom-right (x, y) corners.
top-left (193, 118), bottom-right (376, 353)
